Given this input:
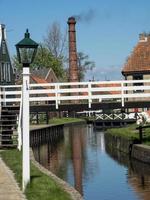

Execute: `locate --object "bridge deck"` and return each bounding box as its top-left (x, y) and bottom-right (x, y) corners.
top-left (3, 101), bottom-right (150, 112)
top-left (5, 101), bottom-right (150, 112)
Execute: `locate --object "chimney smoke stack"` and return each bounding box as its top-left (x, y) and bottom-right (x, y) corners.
top-left (68, 17), bottom-right (78, 82)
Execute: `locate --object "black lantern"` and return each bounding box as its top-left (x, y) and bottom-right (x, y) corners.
top-left (15, 29), bottom-right (38, 66)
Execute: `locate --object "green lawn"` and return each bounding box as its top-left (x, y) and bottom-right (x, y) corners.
top-left (49, 117), bottom-right (85, 125)
top-left (107, 123), bottom-right (150, 145)
top-left (0, 149), bottom-right (72, 200)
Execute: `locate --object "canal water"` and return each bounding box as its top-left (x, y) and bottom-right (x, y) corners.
top-left (32, 124), bottom-right (150, 200)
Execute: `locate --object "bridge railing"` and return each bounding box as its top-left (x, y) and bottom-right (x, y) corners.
top-left (0, 79), bottom-right (150, 109)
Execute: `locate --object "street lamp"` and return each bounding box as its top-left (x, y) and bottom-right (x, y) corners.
top-left (16, 29), bottom-right (38, 191)
top-left (16, 29), bottom-right (38, 66)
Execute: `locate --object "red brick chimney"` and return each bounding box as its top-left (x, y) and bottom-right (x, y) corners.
top-left (68, 17), bottom-right (79, 82)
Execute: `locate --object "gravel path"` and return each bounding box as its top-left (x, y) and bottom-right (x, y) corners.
top-left (0, 158), bottom-right (26, 200)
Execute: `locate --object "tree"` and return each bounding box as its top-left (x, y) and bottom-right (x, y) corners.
top-left (77, 52), bottom-right (95, 81)
top-left (33, 44), bottom-right (65, 79)
top-left (12, 44), bottom-right (66, 80)
top-left (44, 22), bottom-right (67, 61)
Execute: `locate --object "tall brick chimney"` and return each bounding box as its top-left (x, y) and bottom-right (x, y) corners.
top-left (68, 17), bottom-right (78, 82)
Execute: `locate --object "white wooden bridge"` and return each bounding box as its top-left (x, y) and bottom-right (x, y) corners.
top-left (1, 79), bottom-right (150, 109)
top-left (1, 78), bottom-right (149, 190)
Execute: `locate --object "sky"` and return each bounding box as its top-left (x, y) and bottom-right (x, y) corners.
top-left (1, 0), bottom-right (150, 81)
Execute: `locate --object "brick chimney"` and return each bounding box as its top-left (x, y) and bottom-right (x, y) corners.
top-left (139, 33), bottom-right (148, 42)
top-left (68, 17), bottom-right (79, 82)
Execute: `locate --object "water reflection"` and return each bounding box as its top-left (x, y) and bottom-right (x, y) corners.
top-left (32, 125), bottom-right (150, 200)
top-left (106, 142), bottom-right (150, 200)
top-left (71, 125), bottom-right (83, 194)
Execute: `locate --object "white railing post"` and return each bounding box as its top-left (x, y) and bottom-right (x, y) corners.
top-left (88, 82), bottom-right (92, 108)
top-left (55, 83), bottom-right (60, 109)
top-left (2, 87), bottom-right (6, 107)
top-left (57, 84), bottom-right (60, 105)
top-left (121, 82), bottom-right (124, 107)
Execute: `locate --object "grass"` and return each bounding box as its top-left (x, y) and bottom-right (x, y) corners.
top-left (107, 123), bottom-right (150, 145)
top-left (49, 117), bottom-right (85, 125)
top-left (107, 124), bottom-right (138, 139)
top-left (0, 149), bottom-right (72, 200)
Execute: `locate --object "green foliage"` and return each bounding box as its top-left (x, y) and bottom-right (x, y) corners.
top-left (0, 149), bottom-right (71, 200)
top-left (12, 44), bottom-right (66, 80)
top-left (107, 123), bottom-right (150, 145)
top-left (107, 124), bottom-right (139, 140)
top-left (33, 45), bottom-right (65, 80)
top-left (12, 55), bottom-right (22, 69)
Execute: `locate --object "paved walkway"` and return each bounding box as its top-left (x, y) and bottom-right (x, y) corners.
top-left (30, 124), bottom-right (51, 131)
top-left (0, 158), bottom-right (26, 200)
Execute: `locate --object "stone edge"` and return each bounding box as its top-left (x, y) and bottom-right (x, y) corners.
top-left (105, 132), bottom-right (150, 164)
top-left (30, 149), bottom-right (83, 200)
top-left (132, 144), bottom-right (150, 164)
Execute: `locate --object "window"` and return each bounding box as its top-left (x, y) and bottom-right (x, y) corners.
top-left (1, 63), bottom-right (4, 81)
top-left (0, 63), bottom-right (11, 83)
top-left (2, 42), bottom-right (6, 54)
top-left (7, 63), bottom-right (11, 82)
top-left (133, 74), bottom-right (143, 93)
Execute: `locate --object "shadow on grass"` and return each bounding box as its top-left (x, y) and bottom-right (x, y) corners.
top-left (30, 175), bottom-right (41, 182)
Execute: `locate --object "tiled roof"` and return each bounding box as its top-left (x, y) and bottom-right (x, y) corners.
top-left (30, 75), bottom-right (48, 84)
top-left (122, 34), bottom-right (150, 74)
top-left (30, 68), bottom-right (49, 79)
top-left (31, 75), bottom-right (55, 97)
top-left (15, 67), bottom-right (59, 83)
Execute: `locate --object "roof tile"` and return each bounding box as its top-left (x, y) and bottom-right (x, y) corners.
top-left (122, 34), bottom-right (150, 74)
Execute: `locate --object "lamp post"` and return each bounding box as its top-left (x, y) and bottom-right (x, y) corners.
top-left (15, 29), bottom-right (38, 191)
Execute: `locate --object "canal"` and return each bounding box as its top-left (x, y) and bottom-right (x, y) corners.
top-left (32, 124), bottom-right (150, 200)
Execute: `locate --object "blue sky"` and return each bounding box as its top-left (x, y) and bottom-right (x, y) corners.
top-left (1, 0), bottom-right (150, 80)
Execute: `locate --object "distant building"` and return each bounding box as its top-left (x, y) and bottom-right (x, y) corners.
top-left (30, 67), bottom-right (58, 84)
top-left (0, 24), bottom-right (14, 85)
top-left (15, 67), bottom-right (59, 84)
top-left (30, 68), bottom-right (59, 120)
top-left (122, 33), bottom-right (150, 110)
top-left (122, 33), bottom-right (150, 81)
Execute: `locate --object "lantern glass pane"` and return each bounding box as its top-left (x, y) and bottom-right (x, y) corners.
top-left (19, 47), bottom-right (35, 64)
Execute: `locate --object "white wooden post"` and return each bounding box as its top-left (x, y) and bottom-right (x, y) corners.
top-left (22, 67), bottom-right (30, 191)
top-left (2, 87), bottom-right (6, 107)
top-left (57, 84), bottom-right (60, 106)
top-left (121, 82), bottom-right (124, 107)
top-left (88, 82), bottom-right (92, 108)
top-left (55, 83), bottom-right (59, 109)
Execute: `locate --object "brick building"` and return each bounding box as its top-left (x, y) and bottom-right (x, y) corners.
top-left (30, 67), bottom-right (58, 84)
top-left (122, 32), bottom-right (150, 81)
top-left (15, 67), bottom-right (58, 84)
top-left (122, 33), bottom-right (150, 110)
